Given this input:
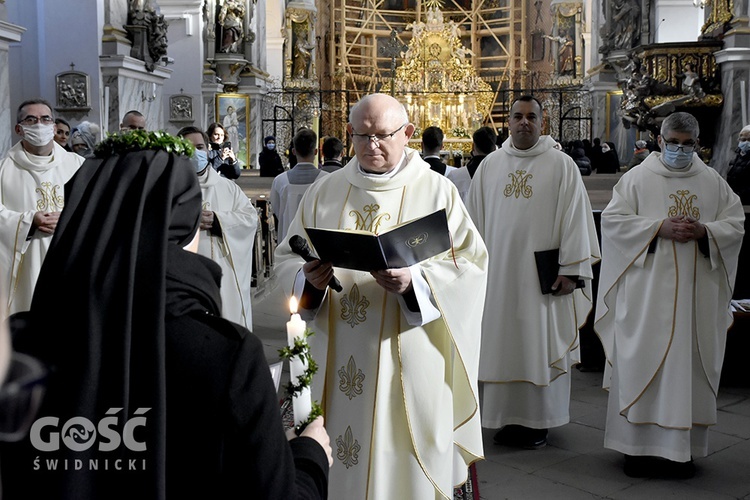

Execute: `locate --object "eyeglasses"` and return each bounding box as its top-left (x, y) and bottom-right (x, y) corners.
top-left (18, 115), bottom-right (55, 126)
top-left (663, 142), bottom-right (696, 154)
top-left (351, 123), bottom-right (408, 145)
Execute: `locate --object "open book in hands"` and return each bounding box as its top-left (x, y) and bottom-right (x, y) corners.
top-left (304, 209), bottom-right (451, 271)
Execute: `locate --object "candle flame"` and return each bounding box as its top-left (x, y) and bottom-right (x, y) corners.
top-left (289, 296), bottom-right (298, 315)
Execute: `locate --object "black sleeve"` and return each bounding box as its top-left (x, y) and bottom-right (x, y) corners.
top-left (218, 160), bottom-right (241, 180)
top-left (209, 214), bottom-right (223, 237)
top-left (697, 232), bottom-right (710, 258)
top-left (225, 331), bottom-right (329, 500)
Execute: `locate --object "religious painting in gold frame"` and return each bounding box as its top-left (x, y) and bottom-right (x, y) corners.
top-left (215, 93), bottom-right (250, 168)
top-left (605, 90), bottom-right (623, 142)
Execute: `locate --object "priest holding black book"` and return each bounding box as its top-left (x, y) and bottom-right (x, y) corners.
top-left (465, 95), bottom-right (600, 450)
top-left (273, 93), bottom-right (488, 500)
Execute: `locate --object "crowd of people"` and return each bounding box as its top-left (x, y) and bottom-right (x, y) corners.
top-left (0, 93), bottom-right (748, 499)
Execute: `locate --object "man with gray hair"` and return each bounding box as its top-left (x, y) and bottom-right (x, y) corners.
top-left (273, 93), bottom-right (487, 499)
top-left (595, 111), bottom-right (744, 478)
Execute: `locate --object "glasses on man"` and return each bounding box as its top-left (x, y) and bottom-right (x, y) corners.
top-left (663, 142), bottom-right (696, 154)
top-left (18, 116), bottom-right (55, 126)
top-left (351, 123), bottom-right (408, 145)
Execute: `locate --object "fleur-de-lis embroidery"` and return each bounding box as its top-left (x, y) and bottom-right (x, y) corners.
top-left (35, 182), bottom-right (64, 211)
top-left (340, 283), bottom-right (369, 327)
top-left (349, 203), bottom-right (391, 233)
top-left (336, 426), bottom-right (361, 469)
top-left (668, 189), bottom-right (700, 219)
top-left (338, 356), bottom-right (366, 400)
top-left (504, 170), bottom-right (533, 199)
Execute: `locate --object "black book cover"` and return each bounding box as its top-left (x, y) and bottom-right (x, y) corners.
top-left (304, 209), bottom-right (451, 271)
top-left (534, 248), bottom-right (585, 295)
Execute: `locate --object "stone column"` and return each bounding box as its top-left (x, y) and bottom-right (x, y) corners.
top-left (0, 17), bottom-right (25, 157)
top-left (711, 1), bottom-right (750, 175)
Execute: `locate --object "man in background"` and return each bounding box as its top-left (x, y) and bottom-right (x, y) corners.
top-left (320, 136), bottom-right (344, 173)
top-left (447, 125), bottom-right (497, 201)
top-left (0, 98), bottom-right (84, 316)
top-left (421, 126), bottom-right (455, 176)
top-left (178, 126), bottom-right (258, 331)
top-left (466, 95), bottom-right (599, 450)
top-left (270, 128), bottom-right (328, 242)
top-left (120, 109), bottom-right (146, 131)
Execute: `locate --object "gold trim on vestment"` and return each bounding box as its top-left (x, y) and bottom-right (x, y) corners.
top-left (364, 288), bottom-right (388, 499)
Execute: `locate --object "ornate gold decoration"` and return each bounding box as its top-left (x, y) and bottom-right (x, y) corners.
top-left (340, 283), bottom-right (370, 328)
top-left (382, 5), bottom-right (493, 139)
top-left (338, 356), bottom-right (366, 400)
top-left (668, 190), bottom-right (700, 219)
top-left (336, 426), bottom-right (361, 469)
top-left (35, 183), bottom-right (64, 212)
top-left (349, 204), bottom-right (391, 233)
top-left (702, 0), bottom-right (734, 35)
top-left (503, 171), bottom-right (533, 199)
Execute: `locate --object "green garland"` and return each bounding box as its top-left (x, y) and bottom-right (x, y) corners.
top-left (278, 328), bottom-right (323, 428)
top-left (94, 130), bottom-right (195, 158)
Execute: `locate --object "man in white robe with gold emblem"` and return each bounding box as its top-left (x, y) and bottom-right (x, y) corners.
top-left (466, 95), bottom-right (600, 449)
top-left (0, 99), bottom-right (84, 316)
top-left (274, 93), bottom-right (488, 499)
top-left (179, 126), bottom-right (258, 331)
top-left (594, 112), bottom-right (744, 478)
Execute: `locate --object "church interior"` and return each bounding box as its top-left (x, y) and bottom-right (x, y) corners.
top-left (1, 0), bottom-right (750, 498)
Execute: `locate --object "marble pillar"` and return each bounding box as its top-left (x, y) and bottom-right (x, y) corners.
top-left (0, 20), bottom-right (25, 157)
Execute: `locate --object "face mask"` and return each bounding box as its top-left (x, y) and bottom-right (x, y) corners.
top-left (191, 149), bottom-right (209, 173)
top-left (738, 141), bottom-right (750, 154)
top-left (661, 147), bottom-right (693, 169)
top-left (267, 143), bottom-right (276, 150)
top-left (21, 124), bottom-right (55, 147)
top-left (601, 144), bottom-right (610, 153)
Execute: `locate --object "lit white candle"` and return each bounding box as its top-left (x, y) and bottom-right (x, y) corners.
top-left (287, 297), bottom-right (312, 426)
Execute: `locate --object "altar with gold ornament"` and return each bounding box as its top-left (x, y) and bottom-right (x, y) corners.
top-left (383, 2), bottom-right (493, 154)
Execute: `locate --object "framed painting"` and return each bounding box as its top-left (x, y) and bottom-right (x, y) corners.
top-left (531, 31), bottom-right (545, 62)
top-left (215, 93), bottom-right (250, 167)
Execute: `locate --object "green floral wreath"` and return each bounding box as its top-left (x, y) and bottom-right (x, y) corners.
top-left (278, 328), bottom-right (323, 429)
top-left (94, 130), bottom-right (195, 158)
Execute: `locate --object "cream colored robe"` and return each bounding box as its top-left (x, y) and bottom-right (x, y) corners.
top-left (0, 142), bottom-right (84, 315)
top-left (198, 167), bottom-right (258, 330)
top-left (274, 148), bottom-right (487, 499)
top-left (466, 136), bottom-right (600, 429)
top-left (594, 153), bottom-right (744, 461)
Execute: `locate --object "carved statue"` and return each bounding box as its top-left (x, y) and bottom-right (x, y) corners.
top-left (545, 31), bottom-right (574, 76)
top-left (292, 37), bottom-right (316, 79)
top-left (680, 63), bottom-right (705, 99)
top-left (599, 0), bottom-right (641, 54)
top-left (218, 0), bottom-right (245, 53)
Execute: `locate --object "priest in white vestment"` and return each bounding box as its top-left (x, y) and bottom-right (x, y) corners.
top-left (274, 93), bottom-right (488, 499)
top-left (594, 112), bottom-right (744, 478)
top-left (0, 99), bottom-right (84, 317)
top-left (179, 127), bottom-right (258, 331)
top-left (465, 95), bottom-right (600, 449)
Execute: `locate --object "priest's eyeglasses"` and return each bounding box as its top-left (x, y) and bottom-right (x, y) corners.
top-left (351, 123), bottom-right (408, 146)
top-left (18, 115), bottom-right (55, 126)
top-left (663, 142), bottom-right (697, 154)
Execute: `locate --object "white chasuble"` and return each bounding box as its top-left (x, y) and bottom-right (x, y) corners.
top-left (0, 142), bottom-right (83, 316)
top-left (466, 136), bottom-right (600, 428)
top-left (595, 153), bottom-right (744, 460)
top-left (198, 167), bottom-right (258, 330)
top-left (274, 148), bottom-right (488, 499)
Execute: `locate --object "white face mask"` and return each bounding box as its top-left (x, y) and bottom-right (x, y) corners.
top-left (21, 123), bottom-right (55, 147)
top-left (601, 144), bottom-right (610, 153)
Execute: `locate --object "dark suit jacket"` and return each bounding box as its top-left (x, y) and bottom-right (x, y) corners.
top-left (424, 156), bottom-right (448, 175)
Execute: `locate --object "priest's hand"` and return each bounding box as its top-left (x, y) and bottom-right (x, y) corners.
top-left (658, 216), bottom-right (706, 243)
top-left (33, 211), bottom-right (60, 234)
top-left (551, 275), bottom-right (576, 296)
top-left (200, 210), bottom-right (214, 230)
top-left (371, 267), bottom-right (413, 295)
top-left (303, 259), bottom-right (335, 291)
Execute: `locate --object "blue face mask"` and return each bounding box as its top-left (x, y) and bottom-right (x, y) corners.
top-left (267, 143), bottom-right (276, 150)
top-left (191, 149), bottom-right (209, 173)
top-left (738, 141), bottom-right (750, 154)
top-left (661, 147), bottom-right (693, 169)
